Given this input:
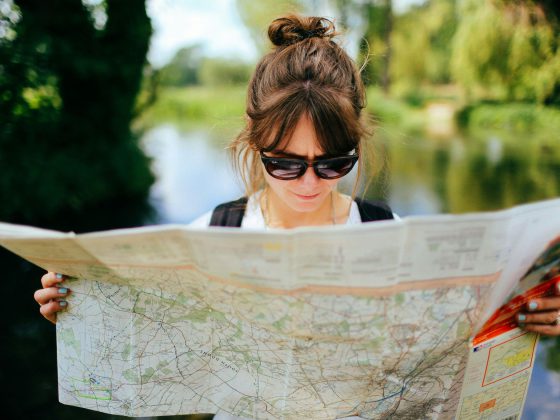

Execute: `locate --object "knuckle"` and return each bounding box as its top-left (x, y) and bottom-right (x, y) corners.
top-left (41, 271), bottom-right (56, 287)
top-left (527, 325), bottom-right (545, 334)
top-left (40, 301), bottom-right (57, 318)
top-left (33, 289), bottom-right (43, 303)
top-left (542, 326), bottom-right (557, 336)
top-left (40, 273), bottom-right (50, 287)
top-left (522, 324), bottom-right (537, 332)
top-left (530, 324), bottom-right (557, 336)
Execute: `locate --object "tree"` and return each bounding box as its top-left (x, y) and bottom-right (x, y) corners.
top-left (451, 0), bottom-right (560, 104)
top-left (389, 0), bottom-right (457, 98)
top-left (159, 44), bottom-right (203, 86)
top-left (358, 0), bottom-right (393, 92)
top-left (0, 0), bottom-right (154, 224)
top-left (199, 57), bottom-right (252, 86)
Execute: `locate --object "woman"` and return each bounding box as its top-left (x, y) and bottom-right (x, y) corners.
top-left (35, 13), bottom-right (560, 354)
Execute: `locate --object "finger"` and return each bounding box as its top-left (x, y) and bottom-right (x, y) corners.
top-left (41, 272), bottom-right (65, 288)
top-left (520, 323), bottom-right (560, 337)
top-left (517, 310), bottom-right (560, 325)
top-left (526, 296), bottom-right (560, 312)
top-left (34, 286), bottom-right (70, 306)
top-left (555, 278), bottom-right (560, 295)
top-left (39, 300), bottom-right (68, 324)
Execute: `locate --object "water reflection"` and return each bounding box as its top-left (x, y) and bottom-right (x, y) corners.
top-left (142, 125), bottom-right (243, 224)
top-left (377, 131), bottom-right (560, 216)
top-left (523, 339), bottom-right (560, 419)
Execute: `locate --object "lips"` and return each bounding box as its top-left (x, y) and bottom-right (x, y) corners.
top-left (293, 192), bottom-right (321, 200)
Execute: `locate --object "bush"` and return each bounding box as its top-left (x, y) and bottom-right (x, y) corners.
top-left (456, 102), bottom-right (560, 133)
top-left (199, 58), bottom-right (252, 86)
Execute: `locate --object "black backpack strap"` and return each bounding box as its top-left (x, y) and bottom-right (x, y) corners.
top-left (209, 197), bottom-right (248, 227)
top-left (354, 197), bottom-right (394, 222)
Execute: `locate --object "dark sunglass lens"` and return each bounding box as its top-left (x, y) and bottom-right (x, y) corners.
top-left (265, 159), bottom-right (305, 179)
top-left (315, 157), bottom-right (356, 179)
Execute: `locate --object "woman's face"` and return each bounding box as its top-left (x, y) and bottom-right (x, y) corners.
top-left (262, 114), bottom-right (340, 213)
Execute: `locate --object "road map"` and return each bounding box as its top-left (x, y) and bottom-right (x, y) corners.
top-left (1, 198), bottom-right (559, 419)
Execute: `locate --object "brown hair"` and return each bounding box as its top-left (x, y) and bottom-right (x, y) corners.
top-left (229, 14), bottom-right (372, 197)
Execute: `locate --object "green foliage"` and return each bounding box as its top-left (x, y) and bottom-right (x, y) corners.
top-left (198, 57), bottom-right (252, 86)
top-left (158, 45), bottom-right (203, 86)
top-left (457, 102), bottom-right (560, 132)
top-left (0, 0), bottom-right (154, 223)
top-left (357, 0), bottom-right (392, 88)
top-left (390, 0), bottom-right (458, 96)
top-left (138, 86), bottom-right (246, 130)
top-left (366, 87), bottom-right (427, 133)
top-left (451, 0), bottom-right (560, 104)
top-left (336, 0), bottom-right (560, 107)
top-left (545, 337), bottom-right (560, 372)
top-left (156, 45), bottom-right (252, 89)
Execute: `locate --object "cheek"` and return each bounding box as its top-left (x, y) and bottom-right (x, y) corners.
top-left (323, 179), bottom-right (339, 191)
top-left (263, 171), bottom-right (288, 195)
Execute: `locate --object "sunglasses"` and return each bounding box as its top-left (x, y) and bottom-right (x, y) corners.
top-left (260, 151), bottom-right (358, 180)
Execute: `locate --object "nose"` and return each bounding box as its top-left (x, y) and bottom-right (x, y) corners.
top-left (297, 165), bottom-right (321, 187)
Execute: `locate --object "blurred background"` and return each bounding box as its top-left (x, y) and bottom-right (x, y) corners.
top-left (1, 0), bottom-right (560, 418)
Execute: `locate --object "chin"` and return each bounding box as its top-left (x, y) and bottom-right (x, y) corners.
top-left (290, 203), bottom-right (320, 213)
top-left (287, 193), bottom-right (328, 212)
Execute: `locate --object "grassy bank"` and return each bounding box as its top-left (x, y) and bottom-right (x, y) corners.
top-left (137, 85), bottom-right (429, 133)
top-left (136, 85), bottom-right (247, 132)
top-left (137, 86), bottom-right (560, 140)
top-left (366, 87), bottom-right (428, 133)
top-left (457, 102), bottom-right (560, 133)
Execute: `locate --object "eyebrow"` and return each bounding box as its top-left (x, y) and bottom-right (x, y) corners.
top-left (269, 150), bottom-right (329, 159)
top-left (269, 149), bottom-right (357, 159)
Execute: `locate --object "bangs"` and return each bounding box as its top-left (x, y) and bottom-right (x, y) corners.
top-left (307, 87), bottom-right (362, 156)
top-left (253, 83), bottom-right (362, 156)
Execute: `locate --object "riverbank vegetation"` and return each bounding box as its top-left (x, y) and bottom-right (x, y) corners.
top-left (0, 1), bottom-right (154, 225)
top-left (138, 0), bottom-right (560, 139)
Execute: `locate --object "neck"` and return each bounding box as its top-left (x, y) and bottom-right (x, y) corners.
top-left (262, 189), bottom-right (350, 228)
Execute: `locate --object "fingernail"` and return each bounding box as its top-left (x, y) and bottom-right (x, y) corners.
top-left (59, 301), bottom-right (67, 307)
top-left (528, 301), bottom-right (538, 311)
top-left (58, 288), bottom-right (68, 294)
top-left (518, 314), bottom-right (526, 321)
top-left (55, 273), bottom-right (63, 279)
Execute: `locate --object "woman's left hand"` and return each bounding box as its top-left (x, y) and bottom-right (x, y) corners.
top-left (517, 279), bottom-right (560, 336)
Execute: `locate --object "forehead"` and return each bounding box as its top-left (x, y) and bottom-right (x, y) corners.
top-left (272, 114), bottom-right (325, 157)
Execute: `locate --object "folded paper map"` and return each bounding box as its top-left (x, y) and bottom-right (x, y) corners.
top-left (1, 197), bottom-right (559, 419)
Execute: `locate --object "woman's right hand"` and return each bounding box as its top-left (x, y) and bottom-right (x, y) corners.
top-left (34, 271), bottom-right (70, 324)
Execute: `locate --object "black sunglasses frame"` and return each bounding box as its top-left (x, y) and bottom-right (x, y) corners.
top-left (260, 151), bottom-right (359, 180)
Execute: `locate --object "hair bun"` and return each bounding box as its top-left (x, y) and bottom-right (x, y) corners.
top-left (268, 15), bottom-right (336, 47)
